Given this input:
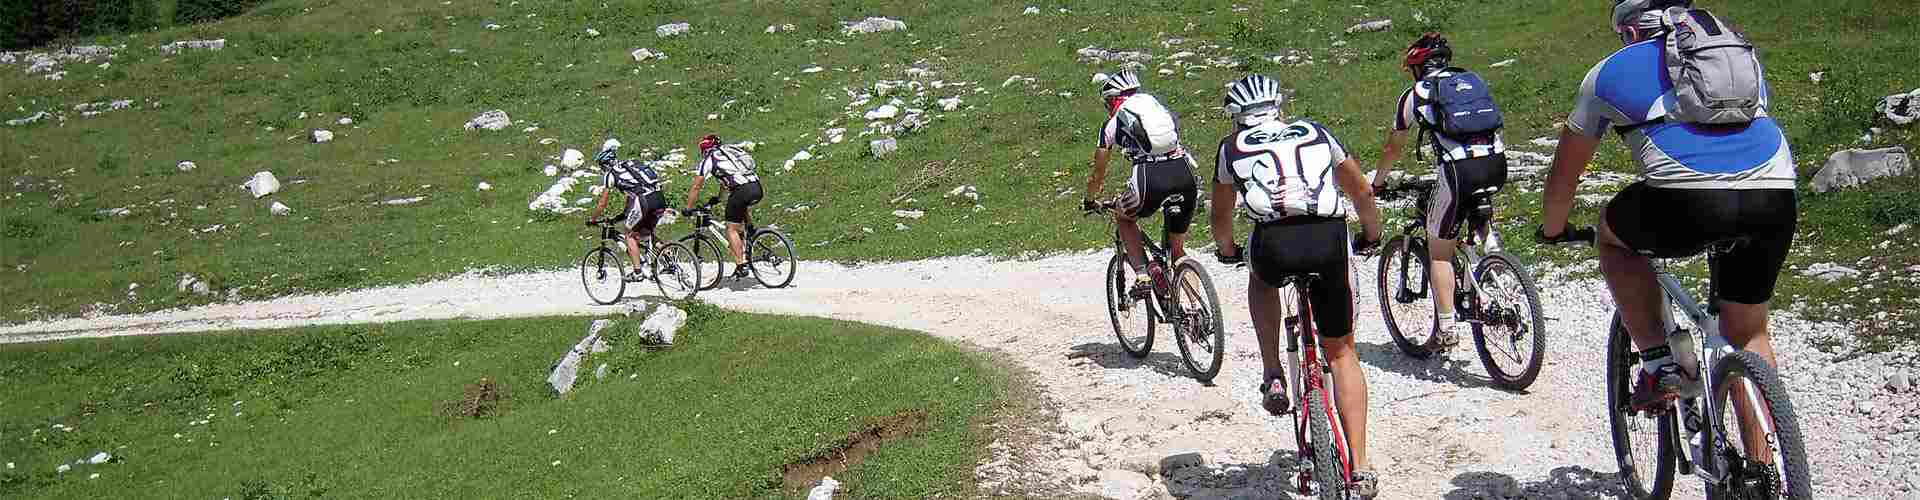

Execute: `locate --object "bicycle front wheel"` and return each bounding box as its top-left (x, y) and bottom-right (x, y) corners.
top-left (1105, 253), bottom-right (1154, 358)
top-left (1170, 258), bottom-right (1226, 383)
top-left (1376, 235), bottom-right (1437, 358)
top-left (1704, 350), bottom-right (1813, 500)
top-left (1607, 313), bottom-right (1676, 500)
top-left (1471, 253), bottom-right (1547, 390)
top-left (579, 246), bottom-right (628, 305)
top-left (1304, 386), bottom-right (1350, 500)
top-left (652, 242), bottom-right (701, 301)
top-left (748, 230), bottom-right (798, 289)
top-left (681, 234), bottom-right (726, 291)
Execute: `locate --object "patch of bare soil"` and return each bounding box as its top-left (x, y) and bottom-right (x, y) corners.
top-left (781, 409), bottom-right (931, 491)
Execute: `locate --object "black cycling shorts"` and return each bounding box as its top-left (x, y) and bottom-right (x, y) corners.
top-left (1605, 182), bottom-right (1797, 305)
top-left (725, 181), bottom-right (764, 224)
top-left (1248, 216), bottom-right (1356, 338)
top-left (1428, 153), bottom-right (1508, 241)
top-left (622, 191), bottom-right (667, 236)
top-left (1118, 157), bottom-right (1199, 234)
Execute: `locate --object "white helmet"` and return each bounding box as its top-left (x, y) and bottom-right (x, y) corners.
top-left (1099, 70), bottom-right (1142, 97)
top-left (1224, 74), bottom-right (1284, 126)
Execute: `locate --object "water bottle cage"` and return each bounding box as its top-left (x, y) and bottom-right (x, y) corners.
top-left (1637, 345), bottom-right (1674, 362)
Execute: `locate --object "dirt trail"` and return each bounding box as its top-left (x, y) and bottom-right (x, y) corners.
top-left (2, 253), bottom-right (1911, 499)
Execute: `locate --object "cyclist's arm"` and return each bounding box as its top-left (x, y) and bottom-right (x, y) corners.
top-left (1540, 128), bottom-right (1601, 237)
top-left (1209, 180), bottom-right (1239, 255)
top-left (1373, 129), bottom-right (1409, 188)
top-left (1334, 157), bottom-right (1382, 242)
top-left (1086, 147), bottom-right (1112, 199)
top-left (589, 188), bottom-right (611, 221)
top-left (683, 175), bottom-right (705, 212)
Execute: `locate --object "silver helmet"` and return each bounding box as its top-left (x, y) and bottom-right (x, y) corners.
top-left (1224, 74), bottom-right (1284, 126)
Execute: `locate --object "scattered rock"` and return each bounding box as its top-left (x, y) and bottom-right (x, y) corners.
top-left (337, 117), bottom-right (354, 126)
top-left (892, 209), bottom-right (925, 219)
top-left (656, 22), bottom-right (691, 38)
top-left (477, 182), bottom-right (493, 191)
top-left (243, 172), bottom-right (281, 198)
top-left (484, 23), bottom-right (503, 30)
top-left (792, 150), bottom-right (813, 162)
top-left (57, 464), bottom-right (70, 474)
top-left (464, 110), bottom-right (512, 131)
top-left (630, 48), bottom-right (664, 62)
top-left (1812, 147), bottom-right (1910, 193)
top-left (547, 324), bottom-right (604, 395)
top-left (842, 17), bottom-right (907, 35)
top-left (1024, 6), bottom-right (1040, 15)
top-left (1801, 262), bottom-right (1863, 282)
top-left (1890, 371), bottom-right (1911, 393)
top-left (543, 165), bottom-right (559, 177)
top-left (870, 137), bottom-right (898, 158)
top-left (593, 363), bottom-right (608, 380)
top-left (1345, 19), bottom-right (1393, 34)
top-left (1490, 58), bottom-right (1517, 68)
top-left (1809, 72), bottom-right (1826, 83)
top-left (1096, 469), bottom-right (1154, 500)
top-left (5, 111), bottom-right (50, 126)
top-left (937, 96), bottom-right (963, 111)
top-left (269, 201), bottom-right (292, 216)
top-left (640, 305), bottom-right (686, 345)
top-left (96, 207), bottom-right (131, 217)
top-left (806, 476), bottom-right (841, 500)
top-left (177, 274), bottom-right (212, 295)
top-left (383, 196), bottom-right (425, 206)
top-left (176, 160), bottom-right (197, 172)
top-left (1878, 88), bottom-right (1919, 126)
top-left (765, 23), bottom-right (796, 34)
top-left (864, 104), bottom-right (901, 120)
top-left (801, 65), bottom-right (825, 74)
top-left (561, 149), bottom-right (585, 168)
top-left (159, 39), bottom-right (225, 55)
top-left (584, 28), bottom-right (601, 37)
top-left (87, 452), bottom-right (110, 464)
top-left (310, 129), bottom-right (334, 143)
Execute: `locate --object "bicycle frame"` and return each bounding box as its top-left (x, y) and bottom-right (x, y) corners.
top-left (1650, 262), bottom-right (1776, 488)
top-left (1389, 185), bottom-right (1502, 314)
top-left (1281, 277), bottom-right (1355, 494)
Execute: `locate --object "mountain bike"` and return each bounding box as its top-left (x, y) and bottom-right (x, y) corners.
top-left (1543, 228), bottom-right (1812, 500)
top-left (677, 197), bottom-right (797, 290)
top-left (1266, 270), bottom-right (1359, 500)
top-left (580, 219), bottom-right (700, 304)
top-left (1374, 180), bottom-right (1546, 390)
top-left (1086, 198), bottom-right (1226, 383)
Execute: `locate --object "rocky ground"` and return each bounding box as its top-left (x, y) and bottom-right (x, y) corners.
top-left (2, 253), bottom-right (1913, 499)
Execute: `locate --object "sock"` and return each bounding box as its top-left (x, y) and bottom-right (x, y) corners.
top-left (1638, 345), bottom-right (1675, 376)
top-left (1437, 312), bottom-right (1456, 325)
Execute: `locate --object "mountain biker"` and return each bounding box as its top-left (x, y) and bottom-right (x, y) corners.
top-left (1369, 32), bottom-right (1510, 350)
top-left (683, 134), bottom-right (763, 281)
top-left (1210, 74), bottom-right (1384, 498)
top-left (585, 139), bottom-right (668, 281)
top-left (1537, 0), bottom-right (1797, 415)
top-left (1082, 69), bottom-right (1199, 300)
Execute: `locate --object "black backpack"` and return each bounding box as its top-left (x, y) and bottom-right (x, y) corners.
top-left (607, 160), bottom-right (661, 194)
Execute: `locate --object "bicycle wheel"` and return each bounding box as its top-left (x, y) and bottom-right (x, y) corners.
top-left (1607, 313), bottom-right (1677, 500)
top-left (1104, 253), bottom-right (1154, 358)
top-left (1304, 386), bottom-right (1349, 500)
top-left (680, 234), bottom-right (726, 291)
top-left (1703, 350), bottom-right (1813, 500)
top-left (1376, 235), bottom-right (1437, 358)
top-left (1471, 253), bottom-right (1547, 390)
top-left (651, 242), bottom-right (701, 301)
top-left (1169, 258), bottom-right (1226, 382)
top-left (579, 246), bottom-right (628, 305)
top-left (748, 229), bottom-right (798, 289)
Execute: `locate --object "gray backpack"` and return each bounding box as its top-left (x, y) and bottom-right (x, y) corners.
top-left (1663, 7), bottom-right (1764, 124)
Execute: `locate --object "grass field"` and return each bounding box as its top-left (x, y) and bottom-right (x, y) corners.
top-left (2, 0), bottom-right (1914, 344)
top-left (0, 304), bottom-right (1005, 498)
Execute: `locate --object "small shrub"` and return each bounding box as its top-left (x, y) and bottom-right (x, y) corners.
top-left (437, 377), bottom-right (509, 419)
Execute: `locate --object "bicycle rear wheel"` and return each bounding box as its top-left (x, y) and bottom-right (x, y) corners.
top-left (1607, 313), bottom-right (1677, 500)
top-left (748, 229), bottom-right (798, 289)
top-left (651, 242), bottom-right (701, 301)
top-left (579, 246), bottom-right (628, 305)
top-left (681, 234), bottom-right (726, 291)
top-left (1376, 235), bottom-right (1437, 358)
top-left (1704, 350), bottom-right (1813, 500)
top-left (1471, 253), bottom-right (1547, 390)
top-left (1105, 253), bottom-right (1154, 358)
top-left (1170, 258), bottom-right (1225, 382)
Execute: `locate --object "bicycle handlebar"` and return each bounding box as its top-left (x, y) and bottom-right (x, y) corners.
top-left (1374, 180), bottom-right (1433, 202)
top-left (1535, 226), bottom-right (1597, 246)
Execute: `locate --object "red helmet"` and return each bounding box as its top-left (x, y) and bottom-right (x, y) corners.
top-left (1403, 32), bottom-right (1452, 71)
top-left (698, 134), bottom-right (721, 154)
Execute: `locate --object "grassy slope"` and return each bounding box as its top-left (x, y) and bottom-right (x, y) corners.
top-left (2, 0), bottom-right (1914, 343)
top-left (0, 305), bottom-right (1003, 498)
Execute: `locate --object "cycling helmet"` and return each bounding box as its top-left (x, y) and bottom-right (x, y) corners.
top-left (1612, 0), bottom-right (1688, 43)
top-left (1224, 74), bottom-right (1284, 127)
top-left (697, 134), bottom-right (721, 154)
top-left (1403, 32), bottom-right (1452, 75)
top-left (594, 147), bottom-right (617, 166)
top-left (1099, 70), bottom-right (1142, 97)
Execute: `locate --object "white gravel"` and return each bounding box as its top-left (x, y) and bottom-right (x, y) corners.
top-left (0, 253), bottom-right (1910, 498)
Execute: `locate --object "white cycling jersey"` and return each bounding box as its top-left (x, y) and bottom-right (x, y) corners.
top-left (1215, 119), bottom-right (1352, 222)
top-left (695, 145), bottom-right (759, 189)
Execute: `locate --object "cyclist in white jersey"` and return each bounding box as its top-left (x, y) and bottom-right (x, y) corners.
top-left (1082, 69), bottom-right (1200, 300)
top-left (1209, 74), bottom-right (1384, 499)
top-left (683, 134), bottom-right (764, 280)
top-left (585, 139), bottom-right (669, 281)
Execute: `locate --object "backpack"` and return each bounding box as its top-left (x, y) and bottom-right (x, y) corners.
top-left (1115, 95), bottom-right (1181, 156)
top-left (1662, 7), bottom-right (1764, 124)
top-left (1415, 68), bottom-right (1503, 162)
top-left (608, 159), bottom-right (660, 193)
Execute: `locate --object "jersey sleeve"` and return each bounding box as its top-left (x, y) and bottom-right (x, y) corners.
top-left (1564, 62), bottom-right (1614, 139)
top-left (1391, 87), bottom-right (1418, 132)
top-left (1213, 137), bottom-right (1235, 185)
top-left (1097, 114), bottom-right (1119, 149)
top-left (1320, 124), bottom-right (1351, 163)
top-left (694, 155), bottom-right (714, 178)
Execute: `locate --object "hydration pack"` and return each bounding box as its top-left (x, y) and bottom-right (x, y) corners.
top-left (1662, 7), bottom-right (1764, 124)
top-left (1419, 68), bottom-right (1505, 139)
top-left (1115, 95), bottom-right (1181, 156)
top-left (607, 159), bottom-right (661, 194)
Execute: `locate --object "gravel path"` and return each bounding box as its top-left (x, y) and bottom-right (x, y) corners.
top-left (2, 253), bottom-right (1913, 499)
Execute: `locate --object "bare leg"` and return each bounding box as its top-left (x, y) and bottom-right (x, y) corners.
top-left (726, 222), bottom-right (747, 265)
top-left (623, 232), bottom-right (646, 270)
top-left (1248, 276), bottom-right (1286, 379)
top-left (1323, 329), bottom-right (1371, 471)
top-left (1116, 215), bottom-right (1148, 271)
top-left (1598, 216), bottom-right (1666, 351)
top-left (1721, 300), bottom-right (1778, 463)
top-left (1429, 236), bottom-right (1459, 319)
top-left (1166, 232), bottom-right (1188, 263)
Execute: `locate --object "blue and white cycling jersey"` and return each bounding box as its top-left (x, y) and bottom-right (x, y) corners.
top-left (1566, 40), bottom-right (1795, 190)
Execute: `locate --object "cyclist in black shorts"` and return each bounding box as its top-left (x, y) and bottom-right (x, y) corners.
top-left (1369, 33), bottom-right (1511, 349)
top-left (584, 139), bottom-right (668, 281)
top-left (1082, 69), bottom-right (1199, 298)
top-left (1210, 74), bottom-right (1385, 498)
top-left (683, 134), bottom-right (764, 280)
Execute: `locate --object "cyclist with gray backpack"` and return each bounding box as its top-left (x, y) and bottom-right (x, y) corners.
top-left (1369, 32), bottom-right (1510, 350)
top-left (1083, 69), bottom-right (1199, 300)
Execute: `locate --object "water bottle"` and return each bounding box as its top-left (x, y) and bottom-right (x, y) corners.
top-left (1667, 327), bottom-right (1703, 397)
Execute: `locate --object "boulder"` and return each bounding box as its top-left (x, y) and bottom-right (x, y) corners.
top-left (477, 182), bottom-right (493, 191)
top-left (1801, 262), bottom-right (1863, 282)
top-left (1878, 88), bottom-right (1919, 126)
top-left (561, 149), bottom-right (585, 168)
top-left (937, 96), bottom-right (963, 111)
top-left (1096, 469), bottom-right (1155, 500)
top-left (1024, 6), bottom-right (1040, 14)
top-left (1345, 19), bottom-right (1393, 34)
top-left (311, 129), bottom-right (334, 143)
top-left (806, 476), bottom-right (841, 500)
top-left (870, 137), bottom-right (898, 158)
top-left (243, 172), bottom-right (281, 198)
top-left (1812, 147), bottom-right (1910, 193)
top-left (656, 22), bottom-right (691, 38)
top-left (5, 111), bottom-right (50, 126)
top-left (842, 17), bottom-right (907, 35)
top-left (464, 110), bottom-right (511, 131)
top-left (584, 28), bottom-right (601, 37)
top-left (337, 117), bottom-right (354, 126)
top-left (269, 201), bottom-right (292, 216)
top-left (864, 104), bottom-right (900, 120)
top-left (892, 209), bottom-right (925, 219)
top-left (640, 305), bottom-right (686, 346)
top-left (630, 48), bottom-right (664, 62)
top-left (548, 322), bottom-right (608, 395)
